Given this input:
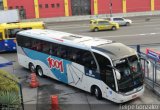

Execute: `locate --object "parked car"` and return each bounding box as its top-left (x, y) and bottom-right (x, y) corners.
top-left (90, 19), bottom-right (119, 32)
top-left (106, 17), bottom-right (132, 26)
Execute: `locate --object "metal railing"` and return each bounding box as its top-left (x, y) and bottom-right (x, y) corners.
top-left (136, 45), bottom-right (160, 96)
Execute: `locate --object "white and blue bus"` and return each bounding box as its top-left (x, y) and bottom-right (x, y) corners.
top-left (16, 29), bottom-right (144, 103)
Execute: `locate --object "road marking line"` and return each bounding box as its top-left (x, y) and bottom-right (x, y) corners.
top-left (139, 34), bottom-right (146, 36)
top-left (100, 32), bottom-right (160, 38)
top-left (150, 33), bottom-right (156, 35)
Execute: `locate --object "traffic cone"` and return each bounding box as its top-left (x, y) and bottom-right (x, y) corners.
top-left (51, 95), bottom-right (60, 110)
top-left (29, 73), bottom-right (39, 88)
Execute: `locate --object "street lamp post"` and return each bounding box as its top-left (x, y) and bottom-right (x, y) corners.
top-left (109, 0), bottom-right (112, 17)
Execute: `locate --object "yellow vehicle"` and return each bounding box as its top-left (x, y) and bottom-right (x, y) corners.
top-left (90, 19), bottom-right (119, 32)
top-left (0, 21), bottom-right (45, 52)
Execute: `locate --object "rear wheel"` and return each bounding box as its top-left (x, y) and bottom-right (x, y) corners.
top-left (94, 28), bottom-right (99, 32)
top-left (126, 22), bottom-right (130, 26)
top-left (29, 63), bottom-right (35, 73)
top-left (112, 26), bottom-right (116, 31)
top-left (36, 66), bottom-right (44, 77)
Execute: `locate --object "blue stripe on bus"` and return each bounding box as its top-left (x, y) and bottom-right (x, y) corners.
top-left (0, 62), bottom-right (13, 68)
top-left (23, 48), bottom-right (71, 84)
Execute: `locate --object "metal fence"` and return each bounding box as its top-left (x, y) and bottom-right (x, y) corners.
top-left (135, 45), bottom-right (160, 96)
top-left (0, 104), bottom-right (22, 110)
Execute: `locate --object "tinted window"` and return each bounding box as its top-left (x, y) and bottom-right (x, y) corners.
top-left (98, 21), bottom-right (109, 25)
top-left (6, 28), bottom-right (31, 39)
top-left (113, 18), bottom-right (123, 21)
top-left (16, 6), bottom-right (19, 9)
top-left (45, 4), bottom-right (48, 8)
top-left (39, 4), bottom-right (42, 8)
top-left (0, 32), bottom-right (2, 40)
top-left (51, 4), bottom-right (55, 8)
top-left (6, 29), bottom-right (22, 38)
top-left (94, 52), bottom-right (116, 91)
top-left (16, 35), bottom-right (97, 70)
top-left (56, 3), bottom-right (60, 8)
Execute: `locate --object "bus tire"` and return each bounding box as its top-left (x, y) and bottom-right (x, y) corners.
top-left (94, 86), bottom-right (102, 100)
top-left (29, 63), bottom-right (35, 73)
top-left (91, 85), bottom-right (95, 95)
top-left (36, 66), bottom-right (44, 77)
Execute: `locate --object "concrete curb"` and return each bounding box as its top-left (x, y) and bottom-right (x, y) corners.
top-left (22, 11), bottom-right (160, 23)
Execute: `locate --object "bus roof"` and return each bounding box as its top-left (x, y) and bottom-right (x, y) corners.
top-left (17, 29), bottom-right (136, 60)
top-left (17, 29), bottom-right (113, 49)
top-left (0, 22), bottom-right (44, 29)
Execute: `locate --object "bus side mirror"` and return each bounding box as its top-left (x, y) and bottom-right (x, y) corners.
top-left (115, 70), bottom-right (121, 80)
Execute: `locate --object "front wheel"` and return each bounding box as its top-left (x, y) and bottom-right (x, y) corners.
top-left (29, 63), bottom-right (35, 73)
top-left (94, 28), bottom-right (99, 32)
top-left (36, 66), bottom-right (44, 77)
top-left (112, 26), bottom-right (116, 31)
top-left (94, 87), bottom-right (102, 100)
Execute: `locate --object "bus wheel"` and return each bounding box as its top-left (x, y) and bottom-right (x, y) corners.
top-left (94, 87), bottom-right (102, 100)
top-left (29, 63), bottom-right (35, 73)
top-left (36, 66), bottom-right (44, 77)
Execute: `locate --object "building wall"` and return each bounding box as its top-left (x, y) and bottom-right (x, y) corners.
top-left (98, 0), bottom-right (122, 14)
top-left (38, 0), bottom-right (65, 18)
top-left (126, 0), bottom-right (151, 12)
top-left (4, 0), bottom-right (160, 19)
top-left (91, 0), bottom-right (94, 15)
top-left (68, 0), bottom-right (72, 16)
top-left (155, 0), bottom-right (160, 10)
top-left (7, 0), bottom-right (35, 19)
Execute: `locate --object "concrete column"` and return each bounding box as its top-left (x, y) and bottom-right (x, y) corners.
top-left (64, 0), bottom-right (69, 16)
top-left (34, 0), bottom-right (39, 18)
top-left (3, 0), bottom-right (8, 10)
top-left (151, 0), bottom-right (155, 11)
top-left (122, 0), bottom-right (126, 13)
top-left (94, 0), bottom-right (98, 15)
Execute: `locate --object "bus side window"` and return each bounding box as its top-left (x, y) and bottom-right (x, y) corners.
top-left (42, 42), bottom-right (51, 54)
top-left (22, 28), bottom-right (32, 30)
top-left (94, 52), bottom-right (116, 91)
top-left (81, 51), bottom-right (97, 70)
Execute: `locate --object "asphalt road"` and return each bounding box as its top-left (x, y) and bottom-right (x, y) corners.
top-left (47, 15), bottom-right (160, 46)
top-left (1, 15), bottom-right (160, 110)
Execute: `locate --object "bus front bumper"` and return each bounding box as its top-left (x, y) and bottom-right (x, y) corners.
top-left (114, 85), bottom-right (145, 103)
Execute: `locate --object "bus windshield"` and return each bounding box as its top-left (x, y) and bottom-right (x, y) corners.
top-left (5, 28), bottom-right (23, 39)
top-left (114, 55), bottom-right (144, 93)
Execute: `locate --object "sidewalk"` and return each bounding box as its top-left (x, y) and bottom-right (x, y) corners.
top-left (22, 11), bottom-right (160, 23)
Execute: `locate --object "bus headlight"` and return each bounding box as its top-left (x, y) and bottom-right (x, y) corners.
top-left (4, 43), bottom-right (8, 46)
top-left (13, 47), bottom-right (16, 49)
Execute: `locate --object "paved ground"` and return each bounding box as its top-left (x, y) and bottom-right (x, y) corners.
top-left (1, 52), bottom-right (160, 110)
top-left (1, 15), bottom-right (160, 110)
